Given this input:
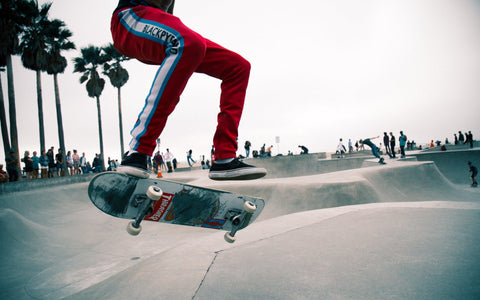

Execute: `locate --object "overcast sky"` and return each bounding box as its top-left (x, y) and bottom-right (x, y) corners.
top-left (2, 0), bottom-right (480, 164)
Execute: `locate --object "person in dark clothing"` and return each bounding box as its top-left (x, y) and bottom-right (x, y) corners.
top-left (468, 161), bottom-right (478, 187)
top-left (23, 151), bottom-right (34, 180)
top-left (5, 151), bottom-right (19, 182)
top-left (359, 136), bottom-right (385, 164)
top-left (464, 131), bottom-right (474, 148)
top-left (458, 131), bottom-right (465, 144)
top-left (389, 132), bottom-right (396, 158)
top-left (298, 145), bottom-right (309, 154)
top-left (383, 132), bottom-right (392, 158)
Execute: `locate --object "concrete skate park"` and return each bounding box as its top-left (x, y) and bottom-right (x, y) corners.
top-left (1, 147), bottom-right (479, 299)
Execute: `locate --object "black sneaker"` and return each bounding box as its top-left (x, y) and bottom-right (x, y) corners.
top-left (117, 151), bottom-right (150, 178)
top-left (209, 158), bottom-right (267, 181)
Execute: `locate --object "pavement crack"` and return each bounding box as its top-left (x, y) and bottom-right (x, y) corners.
top-left (192, 251), bottom-right (220, 299)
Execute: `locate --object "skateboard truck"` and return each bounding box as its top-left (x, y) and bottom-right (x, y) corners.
top-left (224, 201), bottom-right (257, 243)
top-left (126, 185), bottom-right (163, 236)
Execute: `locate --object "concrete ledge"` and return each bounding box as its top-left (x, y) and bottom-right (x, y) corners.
top-left (318, 156), bottom-right (370, 173)
top-left (243, 153), bottom-right (326, 178)
top-left (0, 173), bottom-right (96, 194)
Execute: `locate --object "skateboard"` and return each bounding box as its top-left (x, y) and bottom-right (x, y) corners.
top-left (88, 172), bottom-right (264, 243)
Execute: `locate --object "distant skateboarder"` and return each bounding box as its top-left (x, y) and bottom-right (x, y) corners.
top-left (298, 145), bottom-right (309, 154)
top-left (359, 136), bottom-right (385, 164)
top-left (468, 161), bottom-right (478, 187)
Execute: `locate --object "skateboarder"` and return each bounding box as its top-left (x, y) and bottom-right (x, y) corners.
top-left (359, 136), bottom-right (385, 164)
top-left (468, 161), bottom-right (478, 187)
top-left (111, 0), bottom-right (266, 180)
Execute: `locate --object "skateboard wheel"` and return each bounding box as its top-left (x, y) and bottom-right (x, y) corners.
top-left (126, 221), bottom-right (142, 236)
top-left (224, 232), bottom-right (236, 243)
top-left (146, 186), bottom-right (163, 201)
top-left (243, 201), bottom-right (257, 213)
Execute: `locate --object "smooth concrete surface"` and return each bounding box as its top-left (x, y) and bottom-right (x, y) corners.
top-left (411, 148), bottom-right (480, 184)
top-left (0, 149), bottom-right (479, 299)
top-left (242, 153), bottom-right (326, 179)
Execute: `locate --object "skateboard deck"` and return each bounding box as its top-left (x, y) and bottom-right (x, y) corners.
top-left (88, 172), bottom-right (265, 242)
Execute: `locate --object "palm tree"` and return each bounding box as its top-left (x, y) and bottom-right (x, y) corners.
top-left (45, 19), bottom-right (75, 174)
top-left (0, 0), bottom-right (32, 172)
top-left (103, 43), bottom-right (130, 156)
top-left (73, 46), bottom-right (108, 171)
top-left (0, 68), bottom-right (10, 160)
top-left (19, 0), bottom-right (52, 155)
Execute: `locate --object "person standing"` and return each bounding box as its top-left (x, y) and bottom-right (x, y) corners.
top-left (336, 139), bottom-right (346, 158)
top-left (458, 131), bottom-right (465, 144)
top-left (80, 152), bottom-right (87, 174)
top-left (23, 151), bottom-right (33, 180)
top-left (47, 148), bottom-right (56, 178)
top-left (399, 131), bottom-right (407, 158)
top-left (465, 131), bottom-right (474, 148)
top-left (66, 151), bottom-right (74, 176)
top-left (111, 0), bottom-right (266, 181)
top-left (6, 151), bottom-right (19, 182)
top-left (153, 151), bottom-right (163, 172)
top-left (56, 149), bottom-right (64, 176)
top-left (93, 154), bottom-right (103, 173)
top-left (39, 150), bottom-right (49, 179)
top-left (164, 148), bottom-right (174, 173)
top-left (383, 132), bottom-right (392, 158)
top-left (31, 151), bottom-right (40, 179)
top-left (72, 150), bottom-right (80, 175)
top-left (244, 140), bottom-right (251, 158)
top-left (389, 132), bottom-right (396, 158)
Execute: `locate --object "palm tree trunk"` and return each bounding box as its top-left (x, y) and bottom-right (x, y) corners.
top-left (53, 73), bottom-right (68, 173)
top-left (96, 96), bottom-right (105, 171)
top-left (117, 86), bottom-right (124, 156)
top-left (0, 77), bottom-right (11, 158)
top-left (36, 70), bottom-right (46, 154)
top-left (6, 55), bottom-right (20, 175)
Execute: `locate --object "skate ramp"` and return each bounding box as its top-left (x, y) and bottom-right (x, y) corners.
top-left (242, 154), bottom-right (368, 179)
top-left (411, 148), bottom-right (480, 184)
top-left (0, 155), bottom-right (479, 299)
top-left (189, 160), bottom-right (478, 220)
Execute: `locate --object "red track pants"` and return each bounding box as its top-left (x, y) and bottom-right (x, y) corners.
top-left (111, 6), bottom-right (250, 160)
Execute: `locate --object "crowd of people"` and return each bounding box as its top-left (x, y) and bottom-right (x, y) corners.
top-left (335, 130), bottom-right (475, 159)
top-left (0, 130), bottom-right (476, 184)
top-left (151, 148), bottom-right (214, 173)
top-left (334, 131), bottom-right (409, 160)
top-left (0, 147), bottom-right (120, 183)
